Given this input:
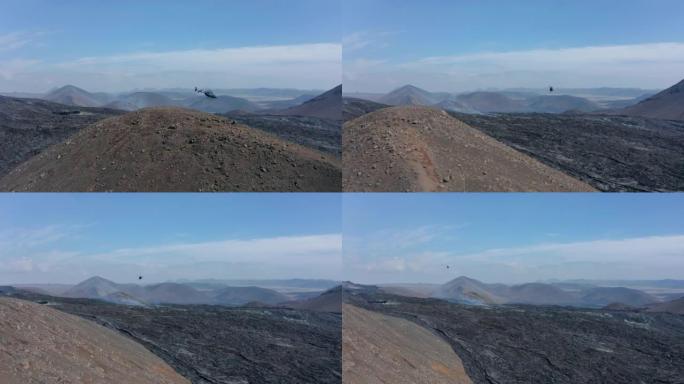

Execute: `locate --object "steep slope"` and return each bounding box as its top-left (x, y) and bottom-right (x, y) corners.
top-left (43, 85), bottom-right (106, 107)
top-left (379, 85), bottom-right (446, 106)
top-left (277, 85), bottom-right (342, 120)
top-left (453, 112), bottom-right (684, 191)
top-left (347, 290), bottom-right (684, 384)
top-left (64, 276), bottom-right (124, 299)
top-left (212, 286), bottom-right (289, 305)
top-left (343, 106), bottom-right (595, 192)
top-left (343, 304), bottom-right (473, 384)
top-left (0, 96), bottom-right (122, 177)
top-left (188, 95), bottom-right (260, 113)
top-left (617, 79), bottom-right (684, 120)
top-left (0, 298), bottom-right (189, 384)
top-left (343, 97), bottom-right (389, 121)
top-left (0, 107), bottom-right (341, 191)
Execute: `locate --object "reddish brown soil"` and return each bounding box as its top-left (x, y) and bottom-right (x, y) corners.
top-left (0, 297), bottom-right (189, 384)
top-left (343, 304), bottom-right (473, 384)
top-left (343, 106), bottom-right (595, 192)
top-left (0, 107), bottom-right (341, 191)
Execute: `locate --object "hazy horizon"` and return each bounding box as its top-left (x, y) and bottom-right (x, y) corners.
top-left (343, 0), bottom-right (684, 93)
top-left (0, 0), bottom-right (341, 93)
top-left (0, 194), bottom-right (342, 285)
top-left (342, 83), bottom-right (663, 96)
top-left (343, 194), bottom-right (684, 285)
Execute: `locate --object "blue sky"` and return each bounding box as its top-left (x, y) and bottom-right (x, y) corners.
top-left (0, 194), bottom-right (342, 284)
top-left (0, 0), bottom-right (341, 92)
top-left (343, 0), bottom-right (684, 92)
top-left (343, 194), bottom-right (684, 284)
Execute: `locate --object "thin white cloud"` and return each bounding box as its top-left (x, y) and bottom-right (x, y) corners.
top-left (0, 31), bottom-right (44, 51)
top-left (0, 43), bottom-right (341, 92)
top-left (346, 234), bottom-right (684, 284)
top-left (344, 42), bottom-right (684, 92)
top-left (0, 233), bottom-right (343, 284)
top-left (63, 43), bottom-right (341, 68)
top-left (92, 234), bottom-right (342, 264)
top-left (343, 31), bottom-right (393, 54)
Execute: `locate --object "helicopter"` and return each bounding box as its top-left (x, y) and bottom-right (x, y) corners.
top-left (194, 87), bottom-right (217, 99)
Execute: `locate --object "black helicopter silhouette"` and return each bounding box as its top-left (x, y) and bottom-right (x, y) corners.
top-left (195, 87), bottom-right (217, 99)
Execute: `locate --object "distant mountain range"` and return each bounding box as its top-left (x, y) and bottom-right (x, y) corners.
top-left (18, 276), bottom-right (341, 311)
top-left (17, 84), bottom-right (337, 117)
top-left (346, 81), bottom-right (684, 119)
top-left (400, 276), bottom-right (684, 309)
top-left (371, 85), bottom-right (611, 114)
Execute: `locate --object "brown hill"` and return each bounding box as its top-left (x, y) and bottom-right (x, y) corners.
top-left (343, 106), bottom-right (595, 192)
top-left (0, 107), bottom-right (341, 191)
top-left (617, 79), bottom-right (684, 120)
top-left (277, 85), bottom-right (342, 120)
top-left (378, 85), bottom-right (446, 106)
top-left (0, 297), bottom-right (188, 384)
top-left (43, 85), bottom-right (107, 107)
top-left (342, 304), bottom-right (472, 384)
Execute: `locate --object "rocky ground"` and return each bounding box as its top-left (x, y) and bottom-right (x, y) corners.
top-left (223, 113), bottom-right (341, 156)
top-left (342, 97), bottom-right (389, 121)
top-left (0, 297), bottom-right (189, 384)
top-left (345, 289), bottom-right (684, 384)
top-left (343, 304), bottom-right (472, 384)
top-left (0, 95), bottom-right (122, 178)
top-left (452, 112), bottom-right (684, 191)
top-left (0, 107), bottom-right (341, 192)
top-left (5, 292), bottom-right (341, 384)
top-left (344, 106), bottom-right (594, 192)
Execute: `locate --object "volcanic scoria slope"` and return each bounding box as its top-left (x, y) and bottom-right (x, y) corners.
top-left (0, 297), bottom-right (189, 384)
top-left (0, 107), bottom-right (341, 191)
top-left (343, 106), bottom-right (595, 192)
top-left (345, 289), bottom-right (684, 384)
top-left (343, 304), bottom-right (472, 384)
top-left (5, 291), bottom-right (342, 384)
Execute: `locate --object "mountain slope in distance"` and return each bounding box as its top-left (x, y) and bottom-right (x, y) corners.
top-left (378, 85), bottom-right (446, 106)
top-left (276, 85), bottom-right (342, 120)
top-left (43, 85), bottom-right (107, 107)
top-left (0, 107), bottom-right (341, 192)
top-left (615, 79), bottom-right (684, 121)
